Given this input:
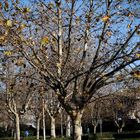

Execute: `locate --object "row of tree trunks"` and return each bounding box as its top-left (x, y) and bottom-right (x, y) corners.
top-left (36, 114), bottom-right (71, 139)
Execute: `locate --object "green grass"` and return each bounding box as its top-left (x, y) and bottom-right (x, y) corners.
top-left (96, 132), bottom-right (114, 138)
top-left (0, 136), bottom-right (71, 140)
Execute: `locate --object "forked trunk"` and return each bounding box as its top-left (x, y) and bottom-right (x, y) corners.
top-left (66, 115), bottom-right (71, 137)
top-left (15, 114), bottom-right (20, 140)
top-left (118, 127), bottom-right (123, 133)
top-left (51, 116), bottom-right (56, 138)
top-left (36, 117), bottom-right (40, 140)
top-left (116, 121), bottom-right (125, 133)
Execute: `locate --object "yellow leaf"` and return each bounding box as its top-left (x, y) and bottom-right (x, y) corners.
top-left (22, 8), bottom-right (30, 14)
top-left (0, 36), bottom-right (5, 41)
top-left (127, 24), bottom-right (131, 28)
top-left (136, 53), bottom-right (140, 58)
top-left (9, 89), bottom-right (14, 93)
top-left (6, 20), bottom-right (12, 27)
top-left (106, 31), bottom-right (112, 36)
top-left (116, 75), bottom-right (123, 80)
top-left (75, 17), bottom-right (80, 24)
top-left (56, 63), bottom-right (61, 68)
top-left (20, 23), bottom-right (26, 29)
top-left (34, 59), bottom-right (39, 64)
top-left (131, 71), bottom-right (140, 78)
top-left (16, 58), bottom-right (24, 66)
top-left (4, 51), bottom-right (12, 56)
top-left (128, 13), bottom-right (133, 17)
top-left (134, 73), bottom-right (140, 78)
top-left (123, 56), bottom-right (131, 61)
top-left (48, 3), bottom-right (54, 9)
top-left (102, 15), bottom-right (110, 22)
top-left (118, 103), bottom-right (123, 109)
top-left (41, 36), bottom-right (49, 45)
top-left (18, 23), bottom-right (26, 31)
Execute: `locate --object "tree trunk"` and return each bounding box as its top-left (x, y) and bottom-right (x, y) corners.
top-left (60, 113), bottom-right (63, 137)
top-left (66, 115), bottom-right (71, 137)
top-left (119, 127), bottom-right (123, 133)
top-left (118, 125), bottom-right (124, 133)
top-left (117, 122), bottom-right (125, 133)
top-left (42, 98), bottom-right (46, 140)
top-left (72, 112), bottom-right (83, 140)
top-left (93, 125), bottom-right (97, 134)
top-left (14, 132), bottom-right (16, 140)
top-left (11, 129), bottom-right (14, 137)
top-left (118, 127), bottom-right (123, 133)
top-left (36, 117), bottom-right (40, 140)
top-left (51, 116), bottom-right (56, 138)
top-left (15, 114), bottom-right (20, 140)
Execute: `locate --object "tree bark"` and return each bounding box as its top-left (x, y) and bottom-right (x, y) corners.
top-left (118, 126), bottom-right (124, 133)
top-left (36, 117), bottom-right (40, 140)
top-left (51, 116), bottom-right (56, 138)
top-left (60, 113), bottom-right (63, 137)
top-left (15, 114), bottom-right (20, 140)
top-left (66, 115), bottom-right (71, 137)
top-left (11, 129), bottom-right (14, 137)
top-left (93, 125), bottom-right (97, 134)
top-left (116, 121), bottom-right (125, 133)
top-left (72, 112), bottom-right (83, 140)
top-left (42, 98), bottom-right (46, 140)
top-left (119, 127), bottom-right (123, 133)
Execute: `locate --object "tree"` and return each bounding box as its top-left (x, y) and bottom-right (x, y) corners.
top-left (0, 0), bottom-right (140, 139)
top-left (0, 95), bottom-right (14, 137)
top-left (30, 89), bottom-right (42, 140)
top-left (90, 100), bottom-right (104, 134)
top-left (46, 91), bottom-right (61, 138)
top-left (0, 52), bottom-right (38, 140)
top-left (108, 90), bottom-right (137, 133)
top-left (34, 95), bottom-right (42, 140)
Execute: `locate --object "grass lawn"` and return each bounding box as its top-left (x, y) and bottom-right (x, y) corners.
top-left (95, 132), bottom-right (140, 140)
top-left (1, 133), bottom-right (140, 140)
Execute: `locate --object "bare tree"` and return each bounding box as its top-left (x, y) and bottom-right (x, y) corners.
top-left (0, 54), bottom-right (37, 140)
top-left (108, 91), bottom-right (136, 133)
top-left (46, 91), bottom-right (61, 138)
top-left (0, 0), bottom-right (140, 139)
